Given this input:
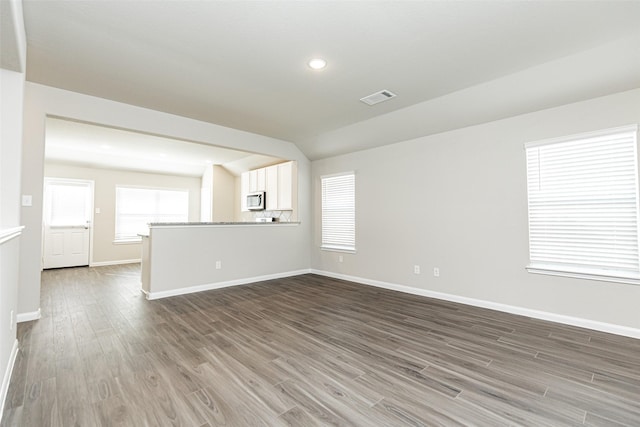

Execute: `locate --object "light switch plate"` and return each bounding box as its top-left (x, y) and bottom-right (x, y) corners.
top-left (21, 195), bottom-right (33, 206)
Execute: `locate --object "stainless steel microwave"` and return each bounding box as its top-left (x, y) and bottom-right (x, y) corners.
top-left (247, 191), bottom-right (265, 210)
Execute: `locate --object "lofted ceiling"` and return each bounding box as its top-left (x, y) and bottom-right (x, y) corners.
top-left (45, 118), bottom-right (283, 177)
top-left (21, 1), bottom-right (640, 160)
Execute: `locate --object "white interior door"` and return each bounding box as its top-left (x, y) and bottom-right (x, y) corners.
top-left (43, 178), bottom-right (93, 269)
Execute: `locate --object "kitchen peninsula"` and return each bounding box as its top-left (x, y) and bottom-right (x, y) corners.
top-left (140, 221), bottom-right (305, 300)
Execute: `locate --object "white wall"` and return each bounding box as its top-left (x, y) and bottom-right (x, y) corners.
top-left (0, 0), bottom-right (25, 414)
top-left (212, 165), bottom-right (235, 222)
top-left (0, 234), bottom-right (20, 412)
top-left (19, 82), bottom-right (311, 318)
top-left (0, 69), bottom-right (23, 228)
top-left (200, 165), bottom-right (213, 221)
top-left (146, 224), bottom-right (307, 298)
top-left (312, 88), bottom-right (640, 332)
top-left (0, 68), bottom-right (24, 418)
top-left (44, 162), bottom-right (202, 265)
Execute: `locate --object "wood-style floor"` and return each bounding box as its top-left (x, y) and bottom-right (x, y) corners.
top-left (2, 265), bottom-right (640, 426)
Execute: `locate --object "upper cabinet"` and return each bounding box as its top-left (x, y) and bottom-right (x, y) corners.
top-left (276, 161), bottom-right (296, 210)
top-left (241, 161), bottom-right (297, 212)
top-left (265, 165), bottom-right (278, 210)
top-left (249, 168), bottom-right (266, 193)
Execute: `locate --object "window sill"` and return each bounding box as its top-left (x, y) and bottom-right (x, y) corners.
top-left (526, 265), bottom-right (640, 286)
top-left (113, 238), bottom-right (142, 245)
top-left (321, 246), bottom-right (356, 254)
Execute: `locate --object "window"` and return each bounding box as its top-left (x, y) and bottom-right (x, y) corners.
top-left (115, 186), bottom-right (189, 241)
top-left (525, 125), bottom-right (640, 284)
top-left (321, 172), bottom-right (355, 252)
top-left (44, 179), bottom-right (92, 227)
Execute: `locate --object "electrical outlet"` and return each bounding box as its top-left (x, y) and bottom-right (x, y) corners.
top-left (338, 255), bottom-right (344, 263)
top-left (414, 265), bottom-right (421, 274)
top-left (10, 310), bottom-right (14, 330)
top-left (433, 267), bottom-right (440, 277)
top-left (215, 260), bottom-right (222, 270)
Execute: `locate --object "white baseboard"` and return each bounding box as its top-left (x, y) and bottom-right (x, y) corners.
top-left (145, 269), bottom-right (312, 300)
top-left (0, 339), bottom-right (19, 422)
top-left (16, 308), bottom-right (41, 323)
top-left (310, 269), bottom-right (640, 340)
top-left (90, 258), bottom-right (141, 267)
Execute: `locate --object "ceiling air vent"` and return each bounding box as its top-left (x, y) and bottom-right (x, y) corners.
top-left (359, 90), bottom-right (397, 106)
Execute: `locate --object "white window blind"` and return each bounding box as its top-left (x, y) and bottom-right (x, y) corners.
top-left (115, 187), bottom-right (189, 240)
top-left (321, 172), bottom-right (355, 252)
top-left (525, 125), bottom-right (640, 283)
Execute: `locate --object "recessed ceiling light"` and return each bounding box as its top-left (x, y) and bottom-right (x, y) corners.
top-left (308, 58), bottom-right (327, 70)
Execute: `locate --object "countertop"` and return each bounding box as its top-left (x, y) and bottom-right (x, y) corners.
top-left (148, 221), bottom-right (300, 227)
top-left (138, 221), bottom-right (299, 237)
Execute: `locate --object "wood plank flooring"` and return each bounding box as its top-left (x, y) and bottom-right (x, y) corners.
top-left (2, 265), bottom-right (640, 426)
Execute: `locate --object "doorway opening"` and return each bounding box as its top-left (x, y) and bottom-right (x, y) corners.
top-left (42, 178), bottom-right (94, 269)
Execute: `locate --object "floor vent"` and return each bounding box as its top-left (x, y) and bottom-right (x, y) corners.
top-left (360, 90), bottom-right (397, 106)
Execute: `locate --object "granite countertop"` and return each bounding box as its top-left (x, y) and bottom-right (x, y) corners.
top-left (148, 221), bottom-right (300, 226)
top-left (138, 221), bottom-right (299, 237)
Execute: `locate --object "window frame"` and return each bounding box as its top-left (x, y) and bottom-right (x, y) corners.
top-left (524, 125), bottom-right (640, 285)
top-left (320, 171), bottom-right (356, 253)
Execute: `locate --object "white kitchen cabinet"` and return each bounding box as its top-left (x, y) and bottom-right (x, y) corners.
top-left (241, 161), bottom-right (296, 212)
top-left (249, 168), bottom-right (266, 192)
top-left (257, 168), bottom-right (266, 191)
top-left (249, 170), bottom-right (257, 192)
top-left (277, 161), bottom-right (296, 210)
top-left (242, 168), bottom-right (266, 211)
top-left (265, 165), bottom-right (278, 210)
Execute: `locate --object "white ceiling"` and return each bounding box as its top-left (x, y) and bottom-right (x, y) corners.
top-left (45, 118), bottom-right (282, 177)
top-left (21, 1), bottom-right (640, 160)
